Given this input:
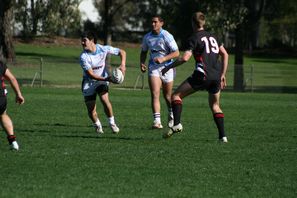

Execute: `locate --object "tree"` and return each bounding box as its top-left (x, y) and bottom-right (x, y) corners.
top-left (42, 0), bottom-right (82, 36)
top-left (0, 0), bottom-right (15, 62)
top-left (94, 0), bottom-right (139, 45)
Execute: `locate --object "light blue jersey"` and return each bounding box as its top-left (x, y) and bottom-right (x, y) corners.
top-left (141, 29), bottom-right (178, 69)
top-left (80, 44), bottom-right (120, 81)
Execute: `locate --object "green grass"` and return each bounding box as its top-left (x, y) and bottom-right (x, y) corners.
top-left (0, 42), bottom-right (296, 197)
top-left (0, 87), bottom-right (296, 197)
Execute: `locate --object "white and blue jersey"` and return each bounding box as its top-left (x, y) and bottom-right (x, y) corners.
top-left (80, 44), bottom-right (120, 81)
top-left (79, 44), bottom-right (120, 96)
top-left (141, 29), bottom-right (178, 70)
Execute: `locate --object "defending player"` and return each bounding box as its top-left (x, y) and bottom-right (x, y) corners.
top-left (140, 16), bottom-right (179, 129)
top-left (79, 31), bottom-right (126, 134)
top-left (0, 60), bottom-right (25, 150)
top-left (162, 12), bottom-right (229, 142)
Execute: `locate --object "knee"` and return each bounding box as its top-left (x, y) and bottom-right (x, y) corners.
top-left (171, 93), bottom-right (181, 102)
top-left (211, 104), bottom-right (222, 113)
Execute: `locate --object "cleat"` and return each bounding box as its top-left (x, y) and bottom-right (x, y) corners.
top-left (168, 115), bottom-right (174, 128)
top-left (110, 124), bottom-right (120, 134)
top-left (152, 121), bottom-right (163, 129)
top-left (163, 123), bottom-right (183, 139)
top-left (219, 137), bottom-right (228, 143)
top-left (94, 125), bottom-right (104, 134)
top-left (10, 141), bottom-right (19, 151)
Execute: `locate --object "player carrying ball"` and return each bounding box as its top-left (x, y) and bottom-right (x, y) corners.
top-left (79, 31), bottom-right (126, 134)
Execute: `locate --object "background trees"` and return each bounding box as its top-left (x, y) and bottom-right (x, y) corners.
top-left (0, 0), bottom-right (15, 61)
top-left (0, 0), bottom-right (296, 90)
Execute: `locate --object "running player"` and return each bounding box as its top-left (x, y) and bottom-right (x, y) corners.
top-left (162, 12), bottom-right (229, 142)
top-left (0, 60), bottom-right (25, 150)
top-left (140, 16), bottom-right (179, 129)
top-left (80, 31), bottom-right (126, 134)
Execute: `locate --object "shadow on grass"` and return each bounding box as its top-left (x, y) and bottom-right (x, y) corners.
top-left (224, 86), bottom-right (297, 94)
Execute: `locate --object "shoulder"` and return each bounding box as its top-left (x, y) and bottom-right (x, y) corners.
top-left (80, 51), bottom-right (88, 59)
top-left (143, 32), bottom-right (152, 40)
top-left (160, 29), bottom-right (174, 38)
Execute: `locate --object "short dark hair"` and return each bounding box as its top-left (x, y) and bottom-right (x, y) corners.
top-left (152, 15), bottom-right (164, 23)
top-left (81, 31), bottom-right (97, 44)
top-left (192, 12), bottom-right (205, 28)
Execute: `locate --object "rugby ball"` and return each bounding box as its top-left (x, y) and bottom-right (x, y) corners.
top-left (111, 68), bottom-right (124, 84)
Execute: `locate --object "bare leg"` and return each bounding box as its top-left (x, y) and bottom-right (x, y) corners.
top-left (99, 92), bottom-right (113, 118)
top-left (149, 76), bottom-right (163, 127)
top-left (208, 91), bottom-right (227, 141)
top-left (0, 111), bottom-right (18, 149)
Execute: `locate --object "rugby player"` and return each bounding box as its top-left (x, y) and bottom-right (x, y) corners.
top-left (140, 16), bottom-right (179, 129)
top-left (0, 60), bottom-right (25, 150)
top-left (79, 31), bottom-right (126, 134)
top-left (162, 12), bottom-right (229, 142)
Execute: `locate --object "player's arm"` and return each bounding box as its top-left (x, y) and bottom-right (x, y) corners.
top-left (118, 49), bottom-right (126, 75)
top-left (219, 45), bottom-right (229, 89)
top-left (4, 69), bottom-right (24, 104)
top-left (85, 69), bottom-right (110, 81)
top-left (140, 50), bottom-right (148, 73)
top-left (154, 50), bottom-right (180, 64)
top-left (161, 50), bottom-right (192, 75)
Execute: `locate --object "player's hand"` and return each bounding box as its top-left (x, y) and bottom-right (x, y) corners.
top-left (154, 57), bottom-right (165, 64)
top-left (220, 75), bottom-right (227, 89)
top-left (161, 67), bottom-right (170, 76)
top-left (16, 95), bottom-right (24, 105)
top-left (119, 65), bottom-right (126, 76)
top-left (140, 63), bottom-right (147, 73)
top-left (105, 76), bottom-right (112, 82)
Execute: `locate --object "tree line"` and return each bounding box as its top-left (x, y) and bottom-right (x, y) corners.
top-left (0, 0), bottom-right (296, 90)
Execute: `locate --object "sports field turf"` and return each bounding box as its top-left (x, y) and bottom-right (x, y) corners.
top-left (0, 42), bottom-right (296, 197)
top-left (0, 87), bottom-right (296, 197)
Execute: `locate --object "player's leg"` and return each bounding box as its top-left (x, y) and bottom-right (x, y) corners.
top-left (148, 76), bottom-right (163, 129)
top-left (0, 111), bottom-right (19, 150)
top-left (163, 80), bottom-right (195, 138)
top-left (161, 68), bottom-right (175, 128)
top-left (162, 80), bottom-right (174, 127)
top-left (208, 91), bottom-right (227, 142)
top-left (82, 80), bottom-right (103, 133)
top-left (0, 97), bottom-right (18, 150)
top-left (172, 80), bottom-right (195, 126)
top-left (99, 92), bottom-right (119, 133)
top-left (85, 97), bottom-right (103, 134)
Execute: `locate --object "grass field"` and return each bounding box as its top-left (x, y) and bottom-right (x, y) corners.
top-left (0, 87), bottom-right (296, 197)
top-left (0, 41), bottom-right (296, 197)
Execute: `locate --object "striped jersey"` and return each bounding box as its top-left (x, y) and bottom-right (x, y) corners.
top-left (80, 44), bottom-right (120, 80)
top-left (141, 29), bottom-right (178, 69)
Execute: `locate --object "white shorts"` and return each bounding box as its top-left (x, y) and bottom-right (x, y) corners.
top-left (148, 66), bottom-right (175, 83)
top-left (82, 79), bottom-right (109, 97)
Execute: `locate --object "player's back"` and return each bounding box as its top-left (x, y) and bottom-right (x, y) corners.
top-left (190, 30), bottom-right (222, 80)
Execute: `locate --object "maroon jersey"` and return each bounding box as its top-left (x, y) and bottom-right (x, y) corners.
top-left (184, 30), bottom-right (222, 80)
top-left (0, 61), bottom-right (7, 97)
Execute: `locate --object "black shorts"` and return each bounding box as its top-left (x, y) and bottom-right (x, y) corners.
top-left (84, 84), bottom-right (109, 102)
top-left (187, 70), bottom-right (221, 94)
top-left (0, 96), bottom-right (7, 114)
